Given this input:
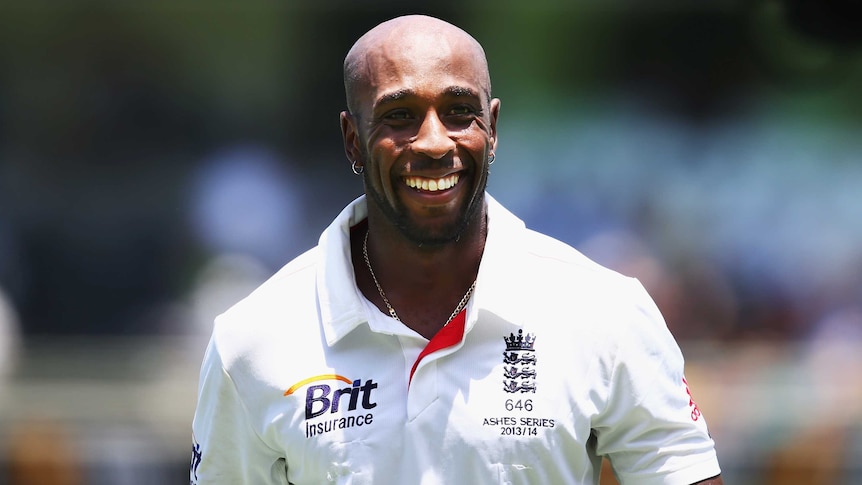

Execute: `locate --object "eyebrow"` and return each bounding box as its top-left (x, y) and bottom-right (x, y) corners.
top-left (373, 85), bottom-right (482, 110)
top-left (444, 86), bottom-right (481, 99)
top-left (374, 89), bottom-right (415, 109)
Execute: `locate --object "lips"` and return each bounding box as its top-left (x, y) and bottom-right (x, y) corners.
top-left (403, 174), bottom-right (460, 192)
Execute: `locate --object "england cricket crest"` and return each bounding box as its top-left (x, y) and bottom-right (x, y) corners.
top-left (503, 329), bottom-right (537, 393)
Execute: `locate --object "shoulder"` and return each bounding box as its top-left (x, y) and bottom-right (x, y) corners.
top-left (230, 246), bottom-right (319, 316)
top-left (211, 247), bottom-right (322, 367)
top-left (518, 227), bottom-right (640, 302)
top-left (512, 228), bottom-right (674, 353)
top-left (484, 197), bottom-right (653, 325)
top-left (521, 227), bottom-right (614, 273)
top-left (486, 196), bottom-right (627, 289)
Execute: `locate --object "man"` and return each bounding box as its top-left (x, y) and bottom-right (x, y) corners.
top-left (191, 14), bottom-right (723, 484)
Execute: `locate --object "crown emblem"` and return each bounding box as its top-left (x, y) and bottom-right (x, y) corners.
top-left (504, 329), bottom-right (536, 351)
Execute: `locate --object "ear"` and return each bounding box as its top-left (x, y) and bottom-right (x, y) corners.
top-left (488, 98), bottom-right (501, 155)
top-left (340, 111), bottom-right (363, 165)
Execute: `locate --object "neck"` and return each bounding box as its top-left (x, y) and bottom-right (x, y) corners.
top-left (351, 200), bottom-right (487, 339)
top-left (373, 201), bottom-right (486, 277)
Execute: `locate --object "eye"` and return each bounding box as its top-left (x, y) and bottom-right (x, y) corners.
top-left (448, 104), bottom-right (477, 116)
top-left (382, 109), bottom-right (412, 121)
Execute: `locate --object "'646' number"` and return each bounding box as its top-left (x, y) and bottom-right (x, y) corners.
top-left (505, 399), bottom-right (533, 412)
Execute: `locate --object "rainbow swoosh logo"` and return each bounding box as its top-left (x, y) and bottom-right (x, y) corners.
top-left (284, 374), bottom-right (353, 396)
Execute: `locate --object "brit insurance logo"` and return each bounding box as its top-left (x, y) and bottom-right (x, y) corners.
top-left (503, 329), bottom-right (537, 393)
top-left (284, 374), bottom-right (379, 439)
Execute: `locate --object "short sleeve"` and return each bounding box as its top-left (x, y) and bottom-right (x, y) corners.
top-left (190, 334), bottom-right (289, 485)
top-left (594, 278), bottom-right (721, 485)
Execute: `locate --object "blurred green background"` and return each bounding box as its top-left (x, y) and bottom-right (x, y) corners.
top-left (0, 1), bottom-right (860, 483)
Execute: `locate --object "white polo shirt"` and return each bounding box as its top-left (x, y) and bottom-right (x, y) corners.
top-left (191, 194), bottom-right (720, 485)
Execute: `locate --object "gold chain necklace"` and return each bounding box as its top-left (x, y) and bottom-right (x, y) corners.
top-left (362, 230), bottom-right (476, 324)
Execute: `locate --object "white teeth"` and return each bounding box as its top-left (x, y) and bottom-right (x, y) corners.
top-left (405, 174), bottom-right (460, 192)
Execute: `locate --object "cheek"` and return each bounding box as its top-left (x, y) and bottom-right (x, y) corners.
top-left (453, 129), bottom-right (492, 157)
top-left (368, 142), bottom-right (404, 191)
top-left (473, 116), bottom-right (490, 134)
top-left (368, 139), bottom-right (402, 167)
top-left (464, 117), bottom-right (494, 143)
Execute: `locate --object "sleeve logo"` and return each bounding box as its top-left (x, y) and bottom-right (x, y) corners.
top-left (682, 377), bottom-right (703, 421)
top-left (189, 435), bottom-right (202, 484)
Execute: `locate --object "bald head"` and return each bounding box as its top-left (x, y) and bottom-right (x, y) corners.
top-left (343, 15), bottom-right (492, 116)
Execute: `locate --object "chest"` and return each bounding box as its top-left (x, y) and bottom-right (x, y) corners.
top-left (268, 321), bottom-right (606, 484)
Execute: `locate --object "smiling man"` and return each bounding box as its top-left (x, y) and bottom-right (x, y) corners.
top-left (340, 16), bottom-right (497, 339)
top-left (191, 15), bottom-right (723, 485)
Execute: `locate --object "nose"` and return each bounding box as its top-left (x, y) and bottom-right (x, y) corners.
top-left (411, 110), bottom-right (455, 159)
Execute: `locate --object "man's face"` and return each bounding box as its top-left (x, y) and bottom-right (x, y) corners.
top-left (345, 32), bottom-right (499, 246)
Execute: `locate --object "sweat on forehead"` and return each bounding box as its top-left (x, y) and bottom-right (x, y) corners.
top-left (343, 15), bottom-right (491, 114)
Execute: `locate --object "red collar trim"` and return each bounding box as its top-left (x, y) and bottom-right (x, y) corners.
top-left (408, 310), bottom-right (466, 387)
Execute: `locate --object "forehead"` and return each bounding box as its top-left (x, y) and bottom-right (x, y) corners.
top-left (355, 29), bottom-right (489, 110)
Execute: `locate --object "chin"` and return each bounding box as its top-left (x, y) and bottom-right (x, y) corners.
top-left (369, 179), bottom-right (486, 246)
top-left (396, 220), bottom-right (463, 247)
top-left (400, 203), bottom-right (483, 247)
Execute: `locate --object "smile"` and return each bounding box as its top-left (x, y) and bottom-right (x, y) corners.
top-left (404, 174), bottom-right (460, 192)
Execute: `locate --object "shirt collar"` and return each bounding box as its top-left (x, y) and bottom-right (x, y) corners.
top-left (318, 194), bottom-right (528, 346)
top-left (317, 195), bottom-right (368, 346)
top-left (469, 194), bottom-right (531, 331)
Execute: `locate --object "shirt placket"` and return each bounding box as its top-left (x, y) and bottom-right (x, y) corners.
top-left (402, 310), bottom-right (468, 420)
